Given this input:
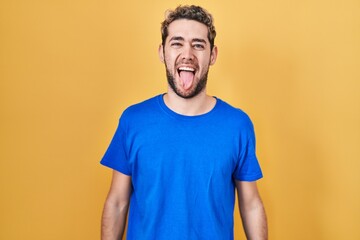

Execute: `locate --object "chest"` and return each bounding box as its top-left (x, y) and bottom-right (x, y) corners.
top-left (126, 121), bottom-right (240, 182)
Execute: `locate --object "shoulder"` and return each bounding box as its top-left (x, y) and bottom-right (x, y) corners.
top-left (118, 95), bottom-right (162, 127)
top-left (216, 98), bottom-right (254, 128)
top-left (121, 95), bottom-right (160, 118)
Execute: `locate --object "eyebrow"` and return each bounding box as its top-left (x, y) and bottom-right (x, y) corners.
top-left (169, 36), bottom-right (185, 42)
top-left (169, 36), bottom-right (207, 44)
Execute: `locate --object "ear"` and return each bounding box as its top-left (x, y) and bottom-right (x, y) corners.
top-left (158, 44), bottom-right (164, 63)
top-left (210, 45), bottom-right (218, 66)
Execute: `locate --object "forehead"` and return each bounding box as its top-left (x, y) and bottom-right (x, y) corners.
top-left (167, 19), bottom-right (209, 42)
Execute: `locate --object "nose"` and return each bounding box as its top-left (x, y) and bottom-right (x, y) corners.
top-left (181, 44), bottom-right (194, 61)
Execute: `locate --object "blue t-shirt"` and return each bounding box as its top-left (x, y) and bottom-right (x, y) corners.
top-left (101, 94), bottom-right (263, 240)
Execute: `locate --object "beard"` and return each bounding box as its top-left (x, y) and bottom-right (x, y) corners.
top-left (165, 62), bottom-right (209, 99)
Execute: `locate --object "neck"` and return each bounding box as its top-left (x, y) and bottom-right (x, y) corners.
top-left (163, 88), bottom-right (216, 116)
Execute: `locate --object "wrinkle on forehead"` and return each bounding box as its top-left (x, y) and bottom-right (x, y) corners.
top-left (167, 19), bottom-right (209, 43)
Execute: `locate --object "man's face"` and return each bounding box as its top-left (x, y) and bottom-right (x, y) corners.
top-left (159, 19), bottom-right (217, 99)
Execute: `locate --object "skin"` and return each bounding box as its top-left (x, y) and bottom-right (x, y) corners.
top-left (101, 19), bottom-right (267, 240)
top-left (101, 170), bottom-right (131, 240)
top-left (158, 19), bottom-right (218, 116)
top-left (236, 181), bottom-right (268, 240)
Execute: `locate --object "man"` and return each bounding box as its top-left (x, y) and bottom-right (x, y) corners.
top-left (101, 5), bottom-right (267, 240)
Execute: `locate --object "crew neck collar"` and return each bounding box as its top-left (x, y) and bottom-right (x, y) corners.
top-left (157, 94), bottom-right (220, 120)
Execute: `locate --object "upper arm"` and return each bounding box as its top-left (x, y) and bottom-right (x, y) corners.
top-left (235, 181), bottom-right (268, 239)
top-left (235, 180), bottom-right (262, 208)
top-left (106, 170), bottom-right (132, 205)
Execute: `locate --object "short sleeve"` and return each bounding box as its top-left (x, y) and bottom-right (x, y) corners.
top-left (100, 118), bottom-right (132, 175)
top-left (233, 117), bottom-right (263, 181)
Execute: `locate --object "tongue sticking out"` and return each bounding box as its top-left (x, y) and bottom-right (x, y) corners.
top-left (179, 71), bottom-right (195, 90)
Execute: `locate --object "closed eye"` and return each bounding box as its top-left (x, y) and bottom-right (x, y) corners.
top-left (192, 38), bottom-right (207, 50)
top-left (170, 42), bottom-right (183, 48)
top-left (193, 44), bottom-right (205, 50)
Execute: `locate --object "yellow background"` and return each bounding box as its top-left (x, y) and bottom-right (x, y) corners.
top-left (1, 0), bottom-right (359, 239)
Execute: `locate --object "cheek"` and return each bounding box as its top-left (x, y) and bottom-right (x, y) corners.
top-left (165, 55), bottom-right (178, 69)
top-left (198, 54), bottom-right (211, 66)
top-left (165, 58), bottom-right (173, 69)
top-left (164, 54), bottom-right (173, 65)
top-left (199, 60), bottom-right (211, 71)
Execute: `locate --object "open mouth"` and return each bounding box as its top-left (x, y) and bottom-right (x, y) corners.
top-left (177, 67), bottom-right (196, 90)
top-left (177, 66), bottom-right (196, 74)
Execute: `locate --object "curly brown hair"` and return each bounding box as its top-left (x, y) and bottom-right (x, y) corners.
top-left (161, 5), bottom-right (216, 50)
